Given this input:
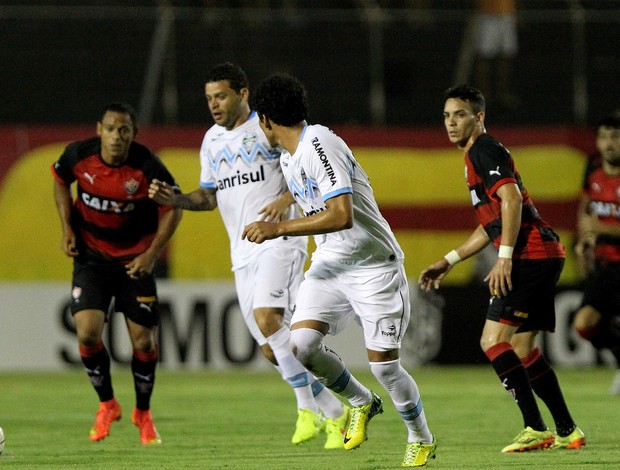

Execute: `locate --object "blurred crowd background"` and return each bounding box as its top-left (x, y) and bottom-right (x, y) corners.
top-left (0, 0), bottom-right (618, 128)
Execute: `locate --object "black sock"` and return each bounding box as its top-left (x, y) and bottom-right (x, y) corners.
top-left (486, 342), bottom-right (546, 431)
top-left (132, 348), bottom-right (158, 411)
top-left (80, 342), bottom-right (114, 402)
top-left (524, 348), bottom-right (576, 437)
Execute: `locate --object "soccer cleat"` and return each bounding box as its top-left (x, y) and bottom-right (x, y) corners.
top-left (343, 391), bottom-right (384, 450)
top-left (291, 408), bottom-right (323, 445)
top-left (89, 398), bottom-right (122, 441)
top-left (609, 369), bottom-right (620, 395)
top-left (550, 427), bottom-right (586, 450)
top-left (323, 405), bottom-right (350, 449)
top-left (402, 436), bottom-right (437, 467)
top-left (501, 426), bottom-right (554, 452)
top-left (131, 408), bottom-right (161, 445)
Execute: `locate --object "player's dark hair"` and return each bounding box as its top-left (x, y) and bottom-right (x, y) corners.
top-left (99, 102), bottom-right (138, 135)
top-left (597, 113), bottom-right (620, 130)
top-left (252, 73), bottom-right (309, 126)
top-left (206, 62), bottom-right (249, 93)
top-left (445, 84), bottom-right (486, 113)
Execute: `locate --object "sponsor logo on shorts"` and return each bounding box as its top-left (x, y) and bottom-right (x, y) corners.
top-left (514, 310), bottom-right (529, 319)
top-left (381, 324), bottom-right (397, 337)
top-left (72, 286), bottom-right (82, 302)
top-left (270, 289), bottom-right (284, 299)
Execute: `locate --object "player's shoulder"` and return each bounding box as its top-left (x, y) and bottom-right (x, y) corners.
top-left (63, 136), bottom-right (100, 160)
top-left (471, 133), bottom-right (508, 159)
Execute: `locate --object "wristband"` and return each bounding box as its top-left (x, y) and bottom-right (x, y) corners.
top-left (444, 249), bottom-right (462, 266)
top-left (498, 245), bottom-right (514, 259)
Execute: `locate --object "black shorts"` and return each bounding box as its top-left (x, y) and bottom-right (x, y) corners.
top-left (487, 258), bottom-right (564, 333)
top-left (70, 259), bottom-right (160, 328)
top-left (581, 262), bottom-right (620, 319)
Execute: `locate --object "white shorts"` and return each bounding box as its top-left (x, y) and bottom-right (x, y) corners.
top-left (475, 13), bottom-right (518, 58)
top-left (292, 262), bottom-right (411, 352)
top-left (234, 246), bottom-right (306, 346)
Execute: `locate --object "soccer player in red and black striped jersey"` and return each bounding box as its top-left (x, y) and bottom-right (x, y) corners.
top-left (573, 113), bottom-right (620, 395)
top-left (51, 102), bottom-right (182, 445)
top-left (419, 85), bottom-right (585, 452)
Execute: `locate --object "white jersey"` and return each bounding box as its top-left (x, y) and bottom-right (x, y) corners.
top-left (200, 112), bottom-right (307, 270)
top-left (280, 124), bottom-right (404, 270)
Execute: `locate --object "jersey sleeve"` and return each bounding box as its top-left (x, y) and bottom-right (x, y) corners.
top-left (50, 142), bottom-right (78, 185)
top-left (472, 137), bottom-right (517, 196)
top-left (199, 131), bottom-right (217, 190)
top-left (304, 129), bottom-right (353, 202)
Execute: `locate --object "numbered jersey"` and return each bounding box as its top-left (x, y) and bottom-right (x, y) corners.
top-left (200, 112), bottom-right (307, 270)
top-left (280, 124), bottom-right (403, 270)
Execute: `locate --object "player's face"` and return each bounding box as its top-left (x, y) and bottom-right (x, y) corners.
top-left (443, 98), bottom-right (481, 148)
top-left (205, 80), bottom-right (248, 130)
top-left (96, 111), bottom-right (135, 165)
top-left (596, 126), bottom-right (620, 166)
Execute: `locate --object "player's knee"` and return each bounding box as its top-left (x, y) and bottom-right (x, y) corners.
top-left (261, 344), bottom-right (278, 365)
top-left (573, 306), bottom-right (601, 332)
top-left (290, 328), bottom-right (324, 365)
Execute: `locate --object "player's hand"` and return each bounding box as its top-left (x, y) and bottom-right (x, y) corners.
top-left (242, 221), bottom-right (279, 244)
top-left (484, 257), bottom-right (512, 298)
top-left (149, 179), bottom-right (175, 205)
top-left (125, 252), bottom-right (156, 279)
top-left (418, 258), bottom-right (452, 291)
top-left (60, 230), bottom-right (79, 257)
top-left (258, 197), bottom-right (290, 223)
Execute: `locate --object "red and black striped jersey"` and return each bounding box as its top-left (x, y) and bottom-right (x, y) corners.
top-left (465, 133), bottom-right (565, 260)
top-left (582, 158), bottom-right (620, 263)
top-left (51, 137), bottom-right (178, 263)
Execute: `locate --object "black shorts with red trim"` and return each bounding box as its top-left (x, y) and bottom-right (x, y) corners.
top-left (70, 259), bottom-right (160, 328)
top-left (581, 261), bottom-right (620, 319)
top-left (487, 258), bottom-right (564, 333)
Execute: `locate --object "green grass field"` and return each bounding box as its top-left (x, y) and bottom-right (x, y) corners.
top-left (0, 366), bottom-right (618, 469)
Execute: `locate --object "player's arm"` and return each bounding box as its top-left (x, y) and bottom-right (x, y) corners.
top-left (242, 193), bottom-right (353, 244)
top-left (53, 179), bottom-right (79, 257)
top-left (125, 206), bottom-right (183, 279)
top-left (418, 224), bottom-right (490, 291)
top-left (483, 182), bottom-right (522, 297)
top-left (149, 179), bottom-right (217, 211)
top-left (258, 191), bottom-right (297, 222)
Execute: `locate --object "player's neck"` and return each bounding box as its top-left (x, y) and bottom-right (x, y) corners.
top-left (279, 121), bottom-right (307, 155)
top-left (603, 159), bottom-right (620, 176)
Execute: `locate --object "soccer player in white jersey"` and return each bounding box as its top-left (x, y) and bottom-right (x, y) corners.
top-left (242, 73), bottom-right (437, 468)
top-left (148, 63), bottom-right (348, 448)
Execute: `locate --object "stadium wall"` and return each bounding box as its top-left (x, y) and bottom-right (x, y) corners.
top-left (0, 126), bottom-right (602, 369)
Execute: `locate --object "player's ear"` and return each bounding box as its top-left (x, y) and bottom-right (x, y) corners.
top-left (96, 121), bottom-right (102, 136)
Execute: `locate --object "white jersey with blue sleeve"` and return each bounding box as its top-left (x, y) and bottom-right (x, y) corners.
top-left (199, 112), bottom-right (307, 270)
top-left (280, 124), bottom-right (403, 270)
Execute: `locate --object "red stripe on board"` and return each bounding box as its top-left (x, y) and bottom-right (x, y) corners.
top-left (381, 200), bottom-right (579, 232)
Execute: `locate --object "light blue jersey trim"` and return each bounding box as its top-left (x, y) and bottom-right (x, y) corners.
top-left (323, 187), bottom-right (353, 202)
top-left (200, 181), bottom-right (217, 189)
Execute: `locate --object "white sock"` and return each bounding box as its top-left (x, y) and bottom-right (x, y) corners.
top-left (370, 359), bottom-right (433, 443)
top-left (311, 379), bottom-right (344, 419)
top-left (267, 327), bottom-right (317, 412)
top-left (291, 328), bottom-right (371, 407)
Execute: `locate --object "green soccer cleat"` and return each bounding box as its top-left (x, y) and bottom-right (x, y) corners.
top-left (291, 408), bottom-right (323, 445)
top-left (343, 391), bottom-right (384, 450)
top-left (550, 427), bottom-right (586, 450)
top-left (323, 405), bottom-right (350, 449)
top-left (501, 426), bottom-right (554, 452)
top-left (402, 436), bottom-right (437, 467)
